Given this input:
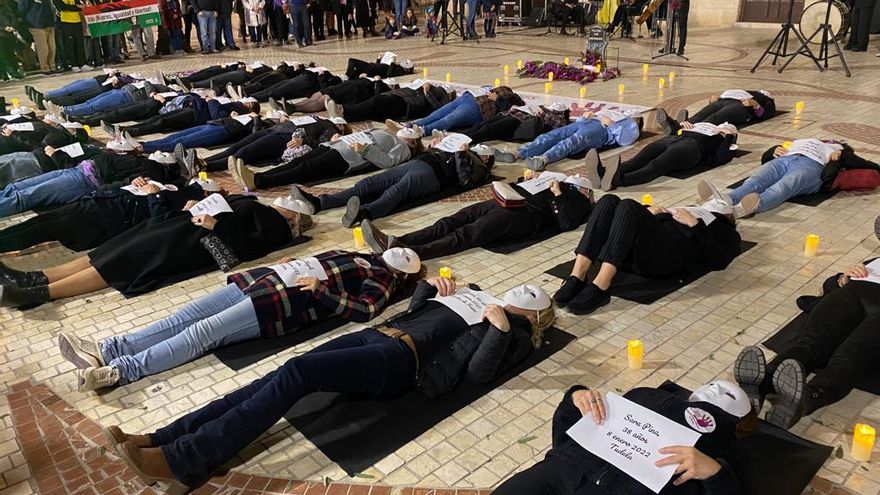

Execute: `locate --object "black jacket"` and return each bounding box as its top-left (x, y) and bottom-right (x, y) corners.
top-left (387, 85), bottom-right (454, 119)
top-left (190, 0), bottom-right (219, 12)
top-left (419, 149), bottom-right (492, 189)
top-left (653, 212), bottom-right (742, 272)
top-left (382, 281), bottom-right (533, 399)
top-left (681, 132), bottom-right (738, 167)
top-left (747, 91), bottom-right (775, 122)
top-left (760, 144), bottom-right (880, 191)
top-left (797, 257), bottom-right (879, 312)
top-left (514, 180), bottom-right (593, 232)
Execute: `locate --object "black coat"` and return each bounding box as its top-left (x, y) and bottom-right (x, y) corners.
top-left (514, 181), bottom-right (593, 232)
top-left (88, 195), bottom-right (293, 296)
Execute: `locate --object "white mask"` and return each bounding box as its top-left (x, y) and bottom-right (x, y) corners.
top-left (689, 380), bottom-right (751, 418)
top-left (148, 151), bottom-right (176, 164)
top-left (563, 174), bottom-right (592, 190)
top-left (470, 144), bottom-right (493, 157)
top-left (106, 139), bottom-right (134, 152)
top-left (381, 247), bottom-right (421, 274)
top-left (503, 284), bottom-right (551, 311)
top-left (716, 122), bottom-right (738, 135)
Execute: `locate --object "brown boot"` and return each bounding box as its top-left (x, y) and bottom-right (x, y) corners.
top-left (103, 426), bottom-right (152, 448)
top-left (117, 441), bottom-right (176, 484)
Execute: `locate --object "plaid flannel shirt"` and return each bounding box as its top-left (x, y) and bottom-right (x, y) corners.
top-left (227, 251), bottom-right (398, 338)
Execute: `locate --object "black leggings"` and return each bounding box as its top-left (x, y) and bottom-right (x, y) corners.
top-left (690, 99), bottom-right (752, 126)
top-left (84, 99), bottom-right (163, 126)
top-left (770, 281), bottom-right (880, 414)
top-left (250, 76), bottom-right (318, 102)
top-left (575, 195), bottom-right (687, 279)
top-left (254, 147), bottom-right (348, 189)
top-left (617, 137), bottom-right (701, 186)
top-left (343, 94), bottom-right (409, 122)
top-left (463, 115), bottom-right (521, 144)
top-left (123, 108), bottom-right (198, 137)
top-left (204, 130), bottom-right (290, 171)
top-left (494, 457), bottom-right (593, 495)
top-left (241, 70), bottom-right (290, 94)
top-left (191, 70), bottom-right (253, 89)
top-left (399, 200), bottom-right (538, 260)
top-left (182, 65), bottom-right (238, 85)
top-left (0, 201), bottom-right (124, 252)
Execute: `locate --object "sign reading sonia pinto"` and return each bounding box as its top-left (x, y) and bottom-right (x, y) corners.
top-left (83, 0), bottom-right (162, 38)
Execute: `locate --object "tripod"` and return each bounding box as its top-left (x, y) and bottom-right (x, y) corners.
top-left (431, 0), bottom-right (475, 44)
top-left (750, 0), bottom-right (809, 72)
top-left (607, 1), bottom-right (636, 42)
top-left (778, 0), bottom-right (850, 76)
top-left (652, 0), bottom-right (686, 60)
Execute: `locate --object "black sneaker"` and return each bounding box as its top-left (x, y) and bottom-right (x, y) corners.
top-left (341, 196), bottom-right (362, 228)
top-left (173, 143), bottom-right (189, 179)
top-left (795, 295), bottom-right (822, 313)
top-left (583, 149), bottom-right (601, 190)
top-left (289, 185), bottom-right (321, 214)
top-left (734, 345), bottom-right (766, 413)
top-left (554, 275), bottom-right (586, 307)
top-left (766, 359), bottom-right (807, 429)
top-left (656, 108), bottom-right (674, 135)
top-left (0, 261), bottom-right (48, 287)
top-left (361, 219), bottom-right (389, 254)
top-left (565, 283), bottom-right (610, 315)
top-left (875, 213), bottom-right (879, 242)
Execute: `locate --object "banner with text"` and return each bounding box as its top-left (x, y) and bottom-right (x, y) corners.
top-left (83, 0), bottom-right (161, 38)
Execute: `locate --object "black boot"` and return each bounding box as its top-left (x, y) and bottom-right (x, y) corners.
top-left (0, 262), bottom-right (49, 288)
top-left (0, 284), bottom-right (51, 308)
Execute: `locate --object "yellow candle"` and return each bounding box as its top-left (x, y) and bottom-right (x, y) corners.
top-left (82, 124), bottom-right (91, 137)
top-left (517, 59), bottom-right (523, 70)
top-left (494, 78), bottom-right (501, 88)
top-left (503, 64), bottom-right (510, 75)
top-left (423, 68), bottom-right (429, 78)
top-left (198, 171), bottom-right (208, 181)
top-left (803, 234), bottom-right (820, 257)
top-left (642, 63), bottom-right (649, 75)
top-left (353, 227), bottom-right (366, 249)
top-left (439, 266), bottom-right (453, 279)
top-left (579, 87), bottom-right (587, 99)
top-left (782, 140), bottom-right (792, 149)
top-left (522, 168), bottom-right (532, 180)
top-left (545, 82), bottom-right (552, 94)
top-left (668, 71), bottom-right (676, 82)
top-left (641, 194), bottom-right (652, 206)
top-left (564, 57), bottom-right (570, 65)
top-left (445, 72), bottom-right (452, 83)
top-left (548, 72), bottom-right (554, 82)
top-left (658, 77), bottom-right (666, 89)
top-left (595, 63), bottom-right (601, 73)
top-left (795, 101), bottom-right (805, 114)
top-left (11, 98), bottom-right (19, 108)
top-left (628, 340), bottom-right (644, 369)
top-left (618, 83), bottom-right (625, 96)
top-left (852, 423), bottom-right (875, 462)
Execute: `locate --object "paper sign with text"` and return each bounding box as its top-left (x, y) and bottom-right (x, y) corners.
top-left (57, 142), bottom-right (85, 158)
top-left (5, 123), bottom-right (34, 132)
top-left (290, 116), bottom-right (317, 126)
top-left (340, 132), bottom-right (373, 146)
top-left (853, 258), bottom-right (880, 285)
top-left (121, 180), bottom-right (177, 196)
top-left (430, 288), bottom-right (504, 325)
top-left (188, 193), bottom-right (232, 217)
top-left (670, 207), bottom-right (716, 225)
top-left (268, 257), bottom-right (328, 286)
top-left (719, 90), bottom-right (753, 101)
top-left (434, 133), bottom-right (472, 153)
top-left (786, 139), bottom-right (842, 165)
top-left (566, 392), bottom-right (701, 494)
top-left (517, 171), bottom-right (568, 195)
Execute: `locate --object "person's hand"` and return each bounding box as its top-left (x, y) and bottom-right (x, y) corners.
top-left (549, 179), bottom-right (562, 196)
top-left (671, 208), bottom-right (699, 227)
top-left (4, 26), bottom-right (14, 32)
top-left (599, 116), bottom-right (613, 127)
top-left (680, 121), bottom-right (694, 130)
top-left (830, 150), bottom-right (842, 161)
top-left (523, 170), bottom-right (538, 180)
top-left (483, 304), bottom-right (510, 332)
top-left (572, 389), bottom-right (607, 423)
top-left (426, 276), bottom-right (456, 296)
top-left (429, 137), bottom-right (442, 147)
top-left (350, 142), bottom-right (366, 153)
top-left (647, 205), bottom-right (668, 215)
top-left (44, 145), bottom-right (56, 156)
top-left (212, 11), bottom-right (218, 17)
top-left (583, 111), bottom-right (595, 118)
top-left (423, 82), bottom-right (432, 93)
top-left (487, 92), bottom-right (498, 101)
top-left (287, 137), bottom-right (303, 148)
top-left (197, 10), bottom-right (206, 16)
top-left (191, 214), bottom-right (217, 230)
top-left (359, 73), bottom-right (368, 78)
top-left (709, 95), bottom-right (719, 102)
top-left (276, 255), bottom-right (294, 263)
top-left (141, 183), bottom-right (161, 194)
top-left (131, 177), bottom-right (148, 187)
top-left (839, 262), bottom-right (868, 286)
top-left (331, 133), bottom-right (341, 142)
top-left (182, 199), bottom-right (199, 211)
top-left (153, 94), bottom-right (166, 102)
top-left (458, 143), bottom-right (469, 152)
top-left (1, 127), bottom-right (12, 137)
top-left (655, 446), bottom-right (722, 485)
top-left (295, 276), bottom-right (321, 291)
top-left (742, 98), bottom-right (757, 108)
top-left (773, 146), bottom-right (788, 157)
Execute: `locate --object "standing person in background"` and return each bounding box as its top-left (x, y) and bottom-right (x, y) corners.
top-left (129, 20), bottom-right (159, 60)
top-left (288, 0), bottom-right (311, 46)
top-left (271, 0), bottom-right (287, 44)
top-left (96, 0), bottom-right (124, 63)
top-left (191, 0), bottom-right (218, 53)
top-left (310, 0), bottom-right (326, 40)
top-left (159, 0), bottom-right (185, 54)
top-left (659, 0), bottom-right (688, 55)
top-left (845, 0), bottom-right (876, 52)
top-left (18, 0), bottom-right (57, 73)
top-left (391, 0), bottom-right (404, 30)
top-left (54, 0), bottom-right (87, 72)
top-left (181, 0), bottom-right (198, 51)
top-left (480, 0), bottom-right (495, 37)
top-left (330, 0), bottom-right (350, 38)
top-left (0, 0), bottom-right (25, 80)
top-left (353, 0), bottom-right (375, 37)
top-left (243, 0), bottom-right (266, 46)
top-left (216, 0), bottom-right (238, 50)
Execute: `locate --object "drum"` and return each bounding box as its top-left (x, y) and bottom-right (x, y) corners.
top-left (798, 0), bottom-right (850, 45)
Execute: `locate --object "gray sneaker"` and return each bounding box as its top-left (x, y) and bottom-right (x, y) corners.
top-left (525, 156), bottom-right (547, 171)
top-left (360, 219), bottom-right (389, 254)
top-left (100, 120), bottom-right (114, 137)
top-left (341, 196), bottom-right (361, 228)
top-left (76, 366), bottom-right (120, 392)
top-left (733, 192), bottom-right (760, 218)
top-left (58, 332), bottom-right (104, 369)
top-left (599, 154), bottom-right (620, 192)
top-left (326, 99), bottom-right (342, 118)
top-left (493, 149), bottom-right (517, 163)
top-left (583, 149), bottom-right (601, 190)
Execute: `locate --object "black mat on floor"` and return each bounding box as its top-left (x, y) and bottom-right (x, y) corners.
top-left (762, 312), bottom-right (880, 394)
top-left (726, 178), bottom-right (837, 207)
top-left (661, 381), bottom-right (830, 495)
top-left (666, 149), bottom-right (752, 180)
top-left (544, 240), bottom-right (757, 304)
top-left (282, 327), bottom-right (576, 475)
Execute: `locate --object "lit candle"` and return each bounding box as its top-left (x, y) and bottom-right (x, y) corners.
top-left (618, 83), bottom-right (625, 96)
top-left (628, 340), bottom-right (644, 369)
top-left (782, 140), bottom-right (792, 149)
top-left (595, 63), bottom-right (602, 74)
top-left (445, 72), bottom-right (452, 83)
top-left (548, 72), bottom-right (554, 82)
top-left (795, 101), bottom-right (805, 114)
top-left (439, 266), bottom-right (453, 279)
top-left (579, 87), bottom-right (587, 99)
top-left (803, 233), bottom-right (820, 257)
top-left (852, 423), bottom-right (875, 462)
top-left (641, 194), bottom-right (652, 206)
top-left (642, 63), bottom-right (649, 75)
top-left (494, 78), bottom-right (501, 88)
top-left (11, 98), bottom-right (19, 108)
top-left (517, 59), bottom-right (523, 70)
top-left (658, 77), bottom-right (666, 89)
top-left (353, 227), bottom-right (366, 249)
top-left (564, 56), bottom-right (570, 65)
top-left (545, 82), bottom-right (552, 94)
top-left (423, 68), bottom-right (429, 78)
top-left (82, 124), bottom-right (92, 137)
top-left (522, 168), bottom-right (531, 180)
top-left (198, 171), bottom-right (208, 181)
top-left (503, 64), bottom-right (510, 75)
top-left (668, 71), bottom-right (676, 82)
top-left (677, 129), bottom-right (683, 135)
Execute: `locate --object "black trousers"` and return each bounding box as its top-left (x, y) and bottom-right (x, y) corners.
top-left (273, 6), bottom-right (290, 42)
top-left (618, 137), bottom-right (700, 186)
top-left (182, 65), bottom-right (236, 85)
top-left (770, 281), bottom-right (880, 413)
top-left (463, 115), bottom-right (521, 144)
top-left (690, 99), bottom-right (752, 126)
top-left (204, 130), bottom-right (290, 171)
top-left (241, 70), bottom-right (290, 94)
top-left (254, 147), bottom-right (348, 188)
top-left (575, 195), bottom-right (687, 278)
top-left (345, 58), bottom-right (396, 79)
top-left (58, 23), bottom-right (86, 68)
top-left (399, 200), bottom-right (539, 260)
top-left (192, 70), bottom-right (252, 88)
top-left (312, 3), bottom-right (325, 38)
top-left (847, 5), bottom-right (875, 51)
top-left (251, 77), bottom-right (318, 101)
top-left (675, 0), bottom-right (689, 52)
top-left (123, 108), bottom-right (198, 137)
top-left (494, 457), bottom-right (594, 495)
top-left (332, 0), bottom-right (352, 35)
top-left (343, 94), bottom-right (409, 122)
top-left (81, 99), bottom-right (163, 126)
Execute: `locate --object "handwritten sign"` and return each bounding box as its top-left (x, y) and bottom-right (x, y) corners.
top-left (853, 258), bottom-right (880, 285)
top-left (0, 115), bottom-right (19, 121)
top-left (517, 171), bottom-right (568, 195)
top-left (57, 142), bottom-right (85, 158)
top-left (429, 288), bottom-right (503, 325)
top-left (339, 132), bottom-right (373, 146)
top-left (268, 257), bottom-right (328, 286)
top-left (121, 180), bottom-right (178, 195)
top-left (5, 123), bottom-right (34, 132)
top-left (434, 133), bottom-right (472, 153)
top-left (586, 26), bottom-right (609, 60)
top-left (566, 393), bottom-right (701, 494)
top-left (402, 79), bottom-right (425, 90)
top-left (188, 193), bottom-right (232, 217)
top-left (719, 90), bottom-right (753, 101)
top-left (786, 139), bottom-right (842, 165)
top-left (290, 116), bottom-right (317, 126)
top-left (380, 51), bottom-right (397, 65)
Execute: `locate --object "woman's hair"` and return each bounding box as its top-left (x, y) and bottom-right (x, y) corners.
top-left (337, 123), bottom-right (353, 135)
top-left (243, 101), bottom-right (261, 114)
top-left (735, 409), bottom-right (759, 438)
top-left (407, 137), bottom-right (425, 155)
top-left (527, 305), bottom-right (556, 349)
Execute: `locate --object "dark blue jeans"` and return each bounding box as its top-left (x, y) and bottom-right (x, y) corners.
top-left (152, 328), bottom-right (415, 486)
top-left (64, 89), bottom-right (135, 117)
top-left (45, 78), bottom-right (100, 100)
top-left (289, 3), bottom-right (311, 44)
top-left (142, 125), bottom-right (231, 152)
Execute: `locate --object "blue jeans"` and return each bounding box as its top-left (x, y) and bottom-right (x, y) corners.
top-left (64, 89), bottom-right (134, 117)
top-left (101, 284), bottom-right (260, 384)
top-left (197, 11), bottom-right (218, 51)
top-left (289, 3), bottom-right (311, 44)
top-left (0, 168), bottom-right (96, 217)
top-left (415, 93), bottom-right (482, 134)
top-left (466, 0), bottom-right (478, 34)
top-left (142, 124), bottom-right (230, 152)
top-left (519, 119), bottom-right (611, 165)
top-left (394, 0), bottom-right (407, 29)
top-left (153, 328), bottom-right (415, 486)
top-left (45, 78), bottom-right (100, 100)
top-left (0, 152), bottom-right (42, 188)
top-left (219, 14), bottom-right (237, 48)
top-left (729, 154), bottom-right (823, 212)
top-left (320, 160), bottom-right (442, 219)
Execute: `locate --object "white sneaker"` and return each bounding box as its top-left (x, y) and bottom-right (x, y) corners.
top-left (77, 366), bottom-right (120, 392)
top-left (81, 64), bottom-right (94, 71)
top-left (58, 332), bottom-right (104, 368)
top-left (71, 66), bottom-right (82, 73)
top-left (733, 192), bottom-right (761, 218)
top-left (697, 179), bottom-right (732, 205)
top-left (325, 99), bottom-right (341, 118)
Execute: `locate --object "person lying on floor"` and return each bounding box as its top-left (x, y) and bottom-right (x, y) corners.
top-left (279, 138), bottom-right (495, 228)
top-left (26, 70), bottom-right (130, 108)
top-left (0, 193), bottom-right (313, 308)
top-left (172, 62), bottom-right (261, 90)
top-left (585, 122), bottom-right (738, 191)
top-left (59, 80), bottom-right (173, 119)
top-left (324, 81), bottom-right (455, 123)
top-left (495, 110), bottom-right (641, 171)
top-left (461, 102), bottom-right (570, 145)
top-left (359, 171), bottom-right (594, 260)
top-left (175, 62), bottom-right (274, 91)
top-left (656, 89), bottom-right (776, 135)
top-left (0, 136), bottom-right (186, 218)
top-left (138, 113), bottom-right (268, 153)
top-left (102, 278), bottom-right (555, 489)
top-left (1, 118), bottom-right (90, 187)
top-left (231, 62), bottom-right (311, 98)
top-left (554, 194), bottom-right (742, 314)
top-left (230, 124), bottom-right (425, 191)
top-left (241, 67), bottom-right (343, 103)
top-left (75, 94), bottom-right (169, 127)
top-left (286, 75), bottom-right (394, 114)
top-left (113, 94), bottom-right (260, 137)
top-left (56, 247), bottom-right (426, 391)
top-left (0, 171), bottom-right (211, 253)
top-left (409, 86), bottom-right (525, 136)
top-left (1, 111), bottom-right (87, 150)
top-left (493, 381), bottom-right (753, 495)
top-left (734, 257), bottom-right (880, 429)
top-left (696, 138), bottom-right (879, 217)
top-left (345, 52), bottom-right (415, 79)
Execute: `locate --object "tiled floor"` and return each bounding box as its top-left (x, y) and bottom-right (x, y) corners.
top-left (1, 24), bottom-right (879, 495)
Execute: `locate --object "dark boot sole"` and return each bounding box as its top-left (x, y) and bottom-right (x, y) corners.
top-left (733, 345), bottom-right (766, 412)
top-left (766, 359), bottom-right (805, 429)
